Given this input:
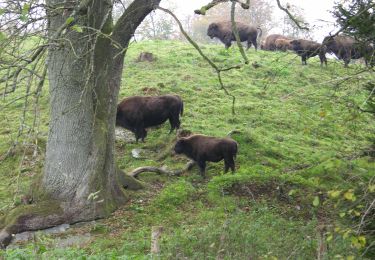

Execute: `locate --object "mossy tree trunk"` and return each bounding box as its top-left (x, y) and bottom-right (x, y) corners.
top-left (0, 0), bottom-right (161, 248)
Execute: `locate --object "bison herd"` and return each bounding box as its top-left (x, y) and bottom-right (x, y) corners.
top-left (116, 21), bottom-right (374, 178)
top-left (207, 21), bottom-right (374, 67)
top-left (116, 95), bottom-right (238, 178)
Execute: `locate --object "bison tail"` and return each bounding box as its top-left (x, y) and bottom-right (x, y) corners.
top-left (257, 27), bottom-right (263, 39)
top-left (180, 101), bottom-right (184, 116)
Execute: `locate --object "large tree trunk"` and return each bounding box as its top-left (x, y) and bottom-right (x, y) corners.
top-left (0, 0), bottom-right (161, 248)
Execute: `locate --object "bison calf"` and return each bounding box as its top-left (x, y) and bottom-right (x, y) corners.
top-left (174, 134), bottom-right (238, 177)
top-left (262, 34), bottom-right (291, 51)
top-left (207, 21), bottom-right (262, 50)
top-left (116, 95), bottom-right (183, 142)
top-left (275, 38), bottom-right (292, 52)
top-left (290, 39), bottom-right (327, 66)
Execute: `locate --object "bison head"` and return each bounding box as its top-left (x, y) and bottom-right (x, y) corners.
top-left (174, 138), bottom-right (186, 154)
top-left (289, 39), bottom-right (302, 51)
top-left (207, 23), bottom-right (219, 39)
top-left (322, 36), bottom-right (336, 52)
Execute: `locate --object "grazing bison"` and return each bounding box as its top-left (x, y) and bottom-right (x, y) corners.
top-left (322, 35), bottom-right (374, 67)
top-left (290, 39), bottom-right (327, 66)
top-left (116, 95), bottom-right (183, 142)
top-left (262, 34), bottom-right (291, 51)
top-left (174, 134), bottom-right (238, 177)
top-left (207, 21), bottom-right (262, 50)
top-left (275, 38), bottom-right (292, 51)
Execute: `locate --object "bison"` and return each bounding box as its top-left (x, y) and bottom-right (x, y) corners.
top-left (262, 34), bottom-right (291, 51)
top-left (275, 38), bottom-right (292, 51)
top-left (322, 35), bottom-right (374, 67)
top-left (116, 95), bottom-right (183, 142)
top-left (174, 134), bottom-right (238, 177)
top-left (290, 39), bottom-right (327, 66)
top-left (207, 21), bottom-right (262, 50)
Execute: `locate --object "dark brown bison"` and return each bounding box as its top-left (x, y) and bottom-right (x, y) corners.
top-left (262, 34), bottom-right (291, 51)
top-left (174, 134), bottom-right (238, 177)
top-left (275, 38), bottom-right (292, 51)
top-left (290, 39), bottom-right (327, 66)
top-left (207, 21), bottom-right (262, 50)
top-left (322, 35), bottom-right (374, 67)
top-left (116, 95), bottom-right (183, 142)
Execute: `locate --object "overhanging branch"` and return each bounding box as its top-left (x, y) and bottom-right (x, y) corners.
top-left (275, 0), bottom-right (309, 31)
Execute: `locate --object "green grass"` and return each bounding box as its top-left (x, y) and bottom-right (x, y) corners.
top-left (1, 40), bottom-right (374, 258)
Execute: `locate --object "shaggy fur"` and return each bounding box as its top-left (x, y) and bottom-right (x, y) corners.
top-left (174, 134), bottom-right (238, 177)
top-left (207, 21), bottom-right (262, 50)
top-left (116, 95), bottom-right (183, 142)
top-left (262, 34), bottom-right (291, 51)
top-left (323, 35), bottom-right (374, 67)
top-left (290, 39), bottom-right (327, 66)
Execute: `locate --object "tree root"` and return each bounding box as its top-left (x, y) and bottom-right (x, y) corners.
top-left (129, 161), bottom-right (196, 178)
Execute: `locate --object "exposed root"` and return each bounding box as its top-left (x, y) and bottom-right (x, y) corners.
top-left (129, 161), bottom-right (196, 178)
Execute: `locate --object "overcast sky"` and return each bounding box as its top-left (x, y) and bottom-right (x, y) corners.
top-left (159, 0), bottom-right (339, 42)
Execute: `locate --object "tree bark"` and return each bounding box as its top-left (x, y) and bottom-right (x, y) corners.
top-left (0, 0), bottom-right (161, 248)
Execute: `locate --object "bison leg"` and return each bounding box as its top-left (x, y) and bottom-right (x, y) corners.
top-left (225, 42), bottom-right (232, 49)
top-left (246, 41), bottom-right (252, 50)
top-left (168, 115), bottom-right (181, 134)
top-left (250, 39), bottom-right (258, 51)
top-left (224, 156), bottom-right (235, 173)
top-left (302, 55), bottom-right (307, 65)
top-left (197, 160), bottom-right (206, 178)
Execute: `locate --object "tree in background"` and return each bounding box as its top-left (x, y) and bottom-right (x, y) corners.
top-left (330, 1), bottom-right (375, 257)
top-left (333, 0), bottom-right (374, 45)
top-left (281, 4), bottom-right (312, 39)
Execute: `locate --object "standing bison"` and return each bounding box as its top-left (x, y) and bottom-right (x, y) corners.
top-left (262, 34), bottom-right (291, 51)
top-left (116, 95), bottom-right (183, 142)
top-left (207, 21), bottom-right (262, 50)
top-left (174, 134), bottom-right (238, 177)
top-left (290, 39), bottom-right (327, 66)
top-left (322, 35), bottom-right (374, 67)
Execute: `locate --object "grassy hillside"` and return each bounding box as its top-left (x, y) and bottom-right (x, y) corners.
top-left (1, 40), bottom-right (374, 259)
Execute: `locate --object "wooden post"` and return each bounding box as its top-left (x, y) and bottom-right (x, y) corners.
top-left (151, 226), bottom-right (164, 256)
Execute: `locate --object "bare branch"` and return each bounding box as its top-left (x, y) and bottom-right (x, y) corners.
top-left (157, 6), bottom-right (240, 114)
top-left (195, 0), bottom-right (250, 15)
top-left (275, 0), bottom-right (309, 31)
top-left (129, 161), bottom-right (196, 178)
top-left (230, 1), bottom-right (249, 64)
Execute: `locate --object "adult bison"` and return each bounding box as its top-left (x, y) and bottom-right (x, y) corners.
top-left (207, 21), bottom-right (262, 50)
top-left (290, 39), bottom-right (327, 66)
top-left (322, 35), bottom-right (374, 67)
top-left (275, 38), bottom-right (292, 51)
top-left (116, 95), bottom-right (183, 142)
top-left (174, 134), bottom-right (238, 178)
top-left (262, 34), bottom-right (291, 51)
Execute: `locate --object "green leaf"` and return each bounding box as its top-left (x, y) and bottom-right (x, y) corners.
top-left (0, 32), bottom-right (6, 42)
top-left (65, 17), bottom-right (74, 25)
top-left (71, 25), bottom-right (83, 33)
top-left (339, 212), bottom-right (346, 218)
top-left (288, 189), bottom-right (297, 196)
top-left (328, 190), bottom-right (341, 198)
top-left (313, 196), bottom-right (320, 207)
top-left (326, 234), bottom-right (333, 242)
top-left (344, 190), bottom-right (356, 201)
top-left (369, 184), bottom-right (375, 193)
top-left (22, 3), bottom-right (30, 14)
top-left (0, 8), bottom-right (5, 16)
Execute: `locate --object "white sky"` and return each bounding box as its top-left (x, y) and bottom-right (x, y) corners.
top-left (160, 0), bottom-right (339, 42)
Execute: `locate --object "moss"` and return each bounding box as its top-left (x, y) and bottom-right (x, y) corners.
top-left (3, 200), bottom-right (62, 228)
